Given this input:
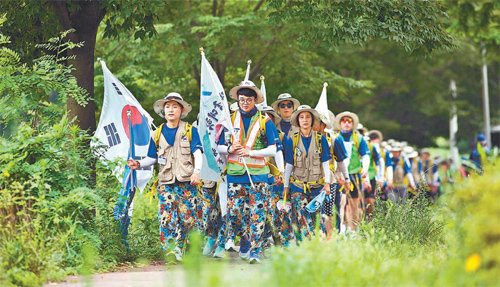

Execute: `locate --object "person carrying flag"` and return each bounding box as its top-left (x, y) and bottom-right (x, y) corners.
top-left (334, 111), bottom-right (371, 233)
top-left (216, 80), bottom-right (280, 264)
top-left (127, 93), bottom-right (203, 262)
top-left (283, 105), bottom-right (332, 240)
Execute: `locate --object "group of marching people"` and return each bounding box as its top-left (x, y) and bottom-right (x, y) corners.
top-left (127, 78), bottom-right (444, 264)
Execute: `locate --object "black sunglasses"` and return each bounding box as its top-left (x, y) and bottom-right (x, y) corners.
top-left (278, 102), bottom-right (294, 109)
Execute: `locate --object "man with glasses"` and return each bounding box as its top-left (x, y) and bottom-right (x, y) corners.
top-left (334, 111), bottom-right (370, 233)
top-left (217, 80), bottom-right (280, 264)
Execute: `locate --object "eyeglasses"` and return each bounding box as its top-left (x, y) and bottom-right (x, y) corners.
top-left (341, 118), bottom-right (353, 124)
top-left (278, 102), bottom-right (294, 109)
top-left (238, 98), bottom-right (254, 104)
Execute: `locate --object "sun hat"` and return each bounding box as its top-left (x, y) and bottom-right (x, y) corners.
top-left (229, 80), bottom-right (264, 104)
top-left (334, 111), bottom-right (359, 131)
top-left (153, 92), bottom-right (192, 119)
top-left (271, 93), bottom-right (300, 112)
top-left (291, 105), bottom-right (321, 127)
top-left (368, 130), bottom-right (384, 141)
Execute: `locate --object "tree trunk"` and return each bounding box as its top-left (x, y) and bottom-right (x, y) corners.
top-left (53, 1), bottom-right (106, 187)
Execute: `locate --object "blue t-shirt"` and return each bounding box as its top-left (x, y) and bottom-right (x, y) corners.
top-left (384, 150), bottom-right (393, 167)
top-left (339, 131), bottom-right (370, 157)
top-left (331, 136), bottom-right (348, 163)
top-left (146, 124), bottom-right (203, 158)
top-left (284, 133), bottom-right (331, 194)
top-left (218, 107), bottom-right (280, 184)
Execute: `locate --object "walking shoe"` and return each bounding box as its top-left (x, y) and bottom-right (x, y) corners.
top-left (249, 252), bottom-right (261, 264)
top-left (213, 246), bottom-right (225, 258)
top-left (225, 239), bottom-right (236, 252)
top-left (166, 247), bottom-right (183, 262)
top-left (202, 237), bottom-right (216, 256)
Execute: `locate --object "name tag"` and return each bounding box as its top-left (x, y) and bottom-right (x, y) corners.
top-left (158, 157), bottom-right (167, 165)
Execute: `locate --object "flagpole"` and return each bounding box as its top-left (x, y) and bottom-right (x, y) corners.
top-left (126, 110), bottom-right (135, 192)
top-left (200, 47), bottom-right (256, 190)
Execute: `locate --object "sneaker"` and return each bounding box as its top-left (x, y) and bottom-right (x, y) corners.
top-left (239, 250), bottom-right (249, 260)
top-left (166, 247), bottom-right (183, 262)
top-left (202, 237), bottom-right (216, 256)
top-left (249, 252), bottom-right (261, 264)
top-left (213, 246), bottom-right (225, 258)
top-left (225, 239), bottom-right (236, 252)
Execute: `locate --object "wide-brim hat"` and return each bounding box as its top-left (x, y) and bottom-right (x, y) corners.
top-left (403, 146), bottom-right (418, 158)
top-left (259, 105), bottom-right (281, 123)
top-left (421, 148), bottom-right (430, 155)
top-left (390, 142), bottom-right (403, 152)
top-left (229, 80), bottom-right (264, 104)
top-left (334, 111), bottom-right (359, 131)
top-left (291, 105), bottom-right (321, 127)
top-left (317, 112), bottom-right (332, 130)
top-left (153, 92), bottom-right (192, 119)
top-left (368, 130), bottom-right (384, 141)
top-left (271, 93), bottom-right (300, 112)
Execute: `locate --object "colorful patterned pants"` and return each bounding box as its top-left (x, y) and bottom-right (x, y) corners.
top-left (266, 184), bottom-right (292, 245)
top-left (292, 191), bottom-right (320, 241)
top-left (226, 182), bottom-right (268, 255)
top-left (157, 182), bottom-right (198, 252)
top-left (197, 185), bottom-right (226, 248)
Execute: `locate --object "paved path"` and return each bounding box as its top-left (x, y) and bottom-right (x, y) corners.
top-left (45, 252), bottom-right (267, 287)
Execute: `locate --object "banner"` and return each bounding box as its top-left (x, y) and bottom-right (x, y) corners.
top-left (198, 50), bottom-right (232, 181)
top-left (93, 60), bottom-right (154, 192)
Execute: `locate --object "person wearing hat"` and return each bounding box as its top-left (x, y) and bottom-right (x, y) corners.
top-left (283, 105), bottom-right (334, 240)
top-left (216, 80), bottom-right (280, 264)
top-left (271, 93), bottom-right (301, 138)
top-left (128, 92), bottom-right (204, 262)
top-left (366, 130), bottom-right (385, 215)
top-left (334, 111), bottom-right (370, 232)
top-left (418, 148), bottom-right (439, 200)
top-left (387, 142), bottom-right (415, 203)
top-left (313, 111), bottom-right (349, 238)
top-left (470, 133), bottom-right (491, 172)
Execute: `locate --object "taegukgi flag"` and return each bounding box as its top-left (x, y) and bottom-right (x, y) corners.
top-left (93, 60), bottom-right (154, 192)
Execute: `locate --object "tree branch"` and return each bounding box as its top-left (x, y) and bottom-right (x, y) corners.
top-left (253, 0), bottom-right (264, 12)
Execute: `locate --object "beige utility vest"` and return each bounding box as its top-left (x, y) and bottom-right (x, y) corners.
top-left (292, 132), bottom-right (324, 191)
top-left (157, 121), bottom-right (194, 185)
top-left (277, 121), bottom-right (300, 138)
top-left (411, 160), bottom-right (421, 184)
top-left (393, 157), bottom-right (406, 185)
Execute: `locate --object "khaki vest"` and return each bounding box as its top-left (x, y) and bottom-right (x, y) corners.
top-left (277, 121), bottom-right (300, 138)
top-left (393, 157), bottom-right (406, 185)
top-left (411, 160), bottom-right (420, 184)
top-left (292, 132), bottom-right (324, 191)
top-left (157, 121), bottom-right (194, 184)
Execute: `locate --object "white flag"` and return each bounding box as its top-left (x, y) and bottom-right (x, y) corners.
top-left (93, 60), bottom-right (154, 192)
top-left (198, 51), bottom-right (232, 181)
top-left (315, 82), bottom-right (332, 133)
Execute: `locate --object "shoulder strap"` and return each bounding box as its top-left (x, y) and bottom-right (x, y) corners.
top-left (154, 123), bottom-right (165, 149)
top-left (183, 122), bottom-right (193, 142)
top-left (292, 132), bottom-right (301, 163)
top-left (315, 131), bottom-right (322, 154)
